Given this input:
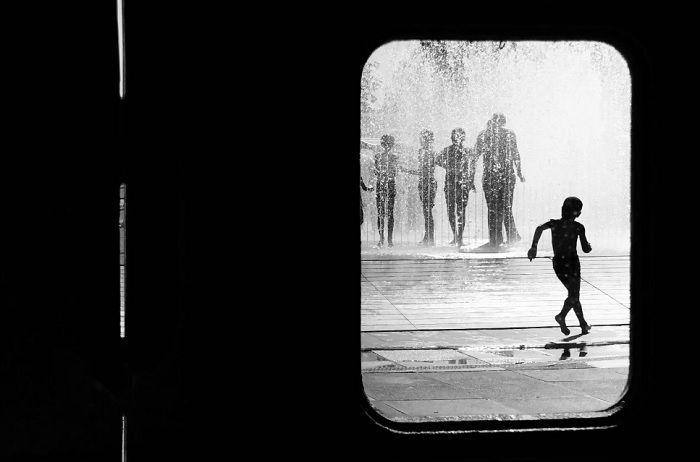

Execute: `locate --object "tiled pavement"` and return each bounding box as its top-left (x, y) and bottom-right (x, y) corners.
top-left (360, 254), bottom-right (630, 421)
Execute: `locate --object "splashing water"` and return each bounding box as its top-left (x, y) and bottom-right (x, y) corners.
top-left (360, 41), bottom-right (630, 255)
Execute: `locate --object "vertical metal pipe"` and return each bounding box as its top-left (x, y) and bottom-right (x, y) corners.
top-left (119, 183), bottom-right (126, 338)
top-left (121, 414), bottom-right (127, 462)
top-left (117, 0), bottom-right (126, 99)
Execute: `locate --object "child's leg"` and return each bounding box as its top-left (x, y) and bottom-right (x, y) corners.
top-left (419, 185), bottom-right (428, 242)
top-left (504, 179), bottom-right (520, 243)
top-left (455, 187), bottom-right (467, 245)
top-left (555, 299), bottom-right (573, 335)
top-left (484, 185), bottom-right (498, 245)
top-left (387, 182), bottom-right (396, 246)
top-left (571, 297), bottom-right (591, 333)
top-left (425, 205), bottom-right (434, 244)
top-left (567, 264), bottom-right (591, 333)
top-left (427, 183), bottom-right (436, 243)
top-left (494, 188), bottom-right (505, 245)
top-left (553, 259), bottom-right (575, 335)
top-left (421, 201), bottom-right (431, 243)
top-left (445, 184), bottom-right (456, 236)
top-left (376, 190), bottom-right (386, 244)
top-left (572, 301), bottom-right (590, 332)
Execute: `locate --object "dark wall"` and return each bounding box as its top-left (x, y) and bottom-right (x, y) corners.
top-left (0, 3), bottom-right (189, 458)
top-left (0, 4), bottom-right (124, 459)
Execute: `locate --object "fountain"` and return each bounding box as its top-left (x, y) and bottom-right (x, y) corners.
top-left (360, 41), bottom-right (631, 256)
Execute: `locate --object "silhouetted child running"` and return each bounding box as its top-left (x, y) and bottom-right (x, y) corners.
top-left (527, 197), bottom-right (593, 335)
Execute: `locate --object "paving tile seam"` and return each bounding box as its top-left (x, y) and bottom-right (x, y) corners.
top-left (361, 328), bottom-right (629, 332)
top-left (361, 357), bottom-right (629, 373)
top-left (361, 294), bottom-right (630, 299)
top-left (360, 256), bottom-right (630, 262)
top-left (361, 323), bottom-right (630, 327)
top-left (360, 273), bottom-right (629, 278)
top-left (359, 263), bottom-right (585, 267)
top-left (361, 341), bottom-right (630, 352)
top-left (368, 310), bottom-right (632, 315)
top-left (361, 313), bottom-right (631, 320)
top-left (361, 364), bottom-right (628, 374)
top-left (361, 314), bottom-right (631, 319)
top-left (373, 396), bottom-right (613, 405)
top-left (361, 273), bottom-right (420, 330)
top-left (378, 401), bottom-right (409, 416)
top-left (368, 412), bottom-right (613, 423)
top-left (361, 267), bottom-right (629, 272)
top-left (361, 269), bottom-right (630, 273)
top-left (362, 317), bottom-right (631, 321)
top-left (360, 265), bottom-right (632, 279)
top-left (360, 263), bottom-right (630, 266)
top-left (360, 326), bottom-right (629, 335)
top-left (361, 265), bottom-right (630, 268)
top-left (507, 369), bottom-right (627, 403)
top-left (361, 300), bottom-right (630, 304)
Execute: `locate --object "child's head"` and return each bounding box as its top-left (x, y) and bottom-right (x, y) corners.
top-left (380, 134), bottom-right (395, 150)
top-left (491, 113), bottom-right (506, 127)
top-left (561, 196), bottom-right (583, 219)
top-left (451, 128), bottom-right (466, 146)
top-left (419, 129), bottom-right (434, 148)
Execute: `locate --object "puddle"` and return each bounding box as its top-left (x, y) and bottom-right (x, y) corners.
top-left (372, 349), bottom-right (474, 362)
top-left (553, 344), bottom-right (629, 361)
top-left (447, 358), bottom-right (479, 365)
top-left (461, 348), bottom-right (555, 365)
top-left (362, 345), bottom-right (629, 372)
top-left (395, 356), bottom-right (492, 369)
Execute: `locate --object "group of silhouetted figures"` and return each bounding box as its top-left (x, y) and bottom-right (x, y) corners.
top-left (360, 113), bottom-right (525, 249)
top-left (360, 112), bottom-right (594, 335)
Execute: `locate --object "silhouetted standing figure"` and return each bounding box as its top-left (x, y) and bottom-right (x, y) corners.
top-left (475, 114), bottom-right (525, 247)
top-left (528, 197), bottom-right (593, 335)
top-left (436, 128), bottom-right (475, 247)
top-left (401, 129), bottom-right (437, 245)
top-left (361, 135), bottom-right (398, 247)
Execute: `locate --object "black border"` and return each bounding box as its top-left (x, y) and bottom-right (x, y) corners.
top-left (3, 7), bottom-right (683, 459)
top-left (351, 22), bottom-right (654, 458)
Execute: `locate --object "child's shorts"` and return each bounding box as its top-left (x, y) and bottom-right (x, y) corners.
top-left (552, 255), bottom-right (581, 290)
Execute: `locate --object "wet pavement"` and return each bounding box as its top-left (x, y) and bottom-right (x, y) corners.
top-left (361, 255), bottom-right (630, 331)
top-left (360, 253), bottom-right (631, 422)
top-left (361, 325), bottom-right (629, 350)
top-left (361, 327), bottom-right (629, 421)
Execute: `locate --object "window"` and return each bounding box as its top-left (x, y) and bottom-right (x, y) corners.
top-left (360, 40), bottom-right (631, 426)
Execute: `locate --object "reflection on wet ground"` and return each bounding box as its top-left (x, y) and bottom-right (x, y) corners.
top-left (362, 343), bottom-right (629, 373)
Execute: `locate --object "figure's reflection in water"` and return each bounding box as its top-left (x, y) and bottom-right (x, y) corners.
top-left (559, 344), bottom-right (588, 360)
top-left (579, 345), bottom-right (587, 357)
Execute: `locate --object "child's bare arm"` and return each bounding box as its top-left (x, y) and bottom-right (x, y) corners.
top-left (579, 224), bottom-right (592, 253)
top-left (528, 221), bottom-right (552, 261)
top-left (360, 140), bottom-right (379, 152)
top-left (509, 131), bottom-right (525, 182)
top-left (530, 222), bottom-right (551, 247)
top-left (360, 178), bottom-right (372, 191)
